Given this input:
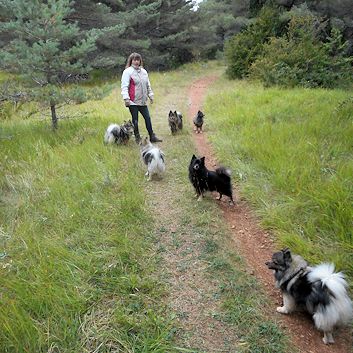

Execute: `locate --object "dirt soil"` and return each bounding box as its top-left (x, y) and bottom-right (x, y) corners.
top-left (187, 76), bottom-right (353, 353)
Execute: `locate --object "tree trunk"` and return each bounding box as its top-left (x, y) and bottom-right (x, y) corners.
top-left (50, 101), bottom-right (58, 130)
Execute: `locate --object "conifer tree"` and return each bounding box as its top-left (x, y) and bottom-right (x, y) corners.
top-left (69, 0), bottom-right (197, 70)
top-left (0, 0), bottom-right (99, 129)
top-left (67, 0), bottom-right (162, 70)
top-left (195, 0), bottom-right (251, 59)
top-left (147, 0), bottom-right (195, 69)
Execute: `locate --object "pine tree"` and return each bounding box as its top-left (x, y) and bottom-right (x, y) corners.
top-left (146, 0), bottom-right (195, 70)
top-left (67, 0), bottom-right (161, 70)
top-left (68, 0), bottom-right (197, 71)
top-left (195, 0), bottom-right (251, 59)
top-left (0, 0), bottom-right (99, 129)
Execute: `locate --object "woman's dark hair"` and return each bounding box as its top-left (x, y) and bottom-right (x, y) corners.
top-left (126, 53), bottom-right (143, 68)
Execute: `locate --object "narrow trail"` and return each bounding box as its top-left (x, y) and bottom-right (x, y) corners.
top-left (143, 82), bottom-right (241, 351)
top-left (187, 76), bottom-right (353, 353)
top-left (145, 184), bottom-right (240, 352)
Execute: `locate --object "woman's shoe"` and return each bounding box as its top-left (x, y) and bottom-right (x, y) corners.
top-left (150, 133), bottom-right (162, 143)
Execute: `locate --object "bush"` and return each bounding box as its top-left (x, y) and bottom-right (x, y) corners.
top-left (225, 5), bottom-right (284, 79)
top-left (249, 14), bottom-right (353, 88)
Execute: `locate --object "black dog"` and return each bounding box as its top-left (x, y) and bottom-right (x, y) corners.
top-left (193, 110), bottom-right (204, 133)
top-left (188, 155), bottom-right (234, 204)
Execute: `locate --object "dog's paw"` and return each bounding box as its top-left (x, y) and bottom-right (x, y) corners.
top-left (323, 332), bottom-right (334, 345)
top-left (276, 306), bottom-right (289, 314)
top-left (197, 195), bottom-right (203, 202)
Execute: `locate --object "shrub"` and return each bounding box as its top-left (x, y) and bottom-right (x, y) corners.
top-left (249, 14), bottom-right (353, 88)
top-left (225, 4), bottom-right (284, 79)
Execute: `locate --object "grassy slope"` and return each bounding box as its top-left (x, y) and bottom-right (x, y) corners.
top-left (204, 75), bottom-right (353, 280)
top-left (148, 65), bottom-right (289, 352)
top-left (0, 87), bottom-right (173, 352)
top-left (0, 62), bottom-right (291, 352)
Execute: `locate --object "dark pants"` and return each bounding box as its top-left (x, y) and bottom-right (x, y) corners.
top-left (128, 105), bottom-right (153, 137)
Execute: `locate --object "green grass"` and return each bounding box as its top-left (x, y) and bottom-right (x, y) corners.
top-left (0, 91), bottom-right (174, 351)
top-left (142, 65), bottom-right (290, 352)
top-left (0, 62), bottom-right (291, 352)
top-left (2, 59), bottom-right (351, 352)
top-left (204, 77), bottom-right (353, 280)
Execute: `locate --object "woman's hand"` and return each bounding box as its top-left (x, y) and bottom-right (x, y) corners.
top-left (149, 97), bottom-right (154, 105)
top-left (124, 99), bottom-right (130, 107)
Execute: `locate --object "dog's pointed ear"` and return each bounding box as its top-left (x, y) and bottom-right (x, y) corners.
top-left (191, 154), bottom-right (196, 160)
top-left (282, 248), bottom-right (292, 262)
top-left (169, 110), bottom-right (172, 114)
top-left (201, 156), bottom-right (205, 164)
top-left (174, 110), bottom-right (177, 115)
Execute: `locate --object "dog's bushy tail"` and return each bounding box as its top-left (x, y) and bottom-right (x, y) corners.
top-left (149, 150), bottom-right (165, 175)
top-left (177, 112), bottom-right (183, 130)
top-left (104, 124), bottom-right (119, 144)
top-left (308, 263), bottom-right (353, 327)
top-left (308, 263), bottom-right (347, 296)
top-left (216, 167), bottom-right (231, 179)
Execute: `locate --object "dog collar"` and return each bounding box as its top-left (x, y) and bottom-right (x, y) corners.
top-left (280, 267), bottom-right (307, 291)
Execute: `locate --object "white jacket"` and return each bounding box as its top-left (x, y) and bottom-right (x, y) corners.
top-left (121, 66), bottom-right (154, 106)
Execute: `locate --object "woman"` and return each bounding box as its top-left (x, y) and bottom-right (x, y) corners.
top-left (121, 53), bottom-right (162, 143)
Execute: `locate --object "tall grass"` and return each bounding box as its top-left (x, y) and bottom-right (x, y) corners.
top-left (205, 78), bottom-right (353, 279)
top-left (0, 90), bottom-right (174, 352)
top-left (0, 62), bottom-right (291, 352)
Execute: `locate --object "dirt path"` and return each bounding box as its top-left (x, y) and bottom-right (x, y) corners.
top-left (146, 186), bottom-right (240, 352)
top-left (144, 80), bottom-right (242, 351)
top-left (187, 76), bottom-right (353, 353)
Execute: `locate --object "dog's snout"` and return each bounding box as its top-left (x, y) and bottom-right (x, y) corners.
top-left (265, 261), bottom-right (275, 269)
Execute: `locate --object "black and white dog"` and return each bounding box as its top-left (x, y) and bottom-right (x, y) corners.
top-left (266, 248), bottom-right (353, 344)
top-left (104, 120), bottom-right (134, 145)
top-left (168, 110), bottom-right (183, 134)
top-left (140, 137), bottom-right (165, 181)
top-left (188, 155), bottom-right (234, 204)
top-left (193, 110), bottom-right (204, 133)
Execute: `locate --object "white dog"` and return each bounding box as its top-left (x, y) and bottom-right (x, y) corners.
top-left (140, 137), bottom-right (165, 180)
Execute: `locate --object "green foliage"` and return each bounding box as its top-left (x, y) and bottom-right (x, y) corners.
top-left (250, 13), bottom-right (353, 88)
top-left (225, 4), bottom-right (283, 79)
top-left (205, 77), bottom-right (353, 281)
top-left (195, 0), bottom-right (252, 60)
top-left (67, 0), bottom-right (196, 71)
top-left (0, 96), bottom-right (175, 351)
top-left (146, 0), bottom-right (195, 69)
top-left (0, 0), bottom-right (101, 128)
top-left (0, 62), bottom-right (291, 352)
